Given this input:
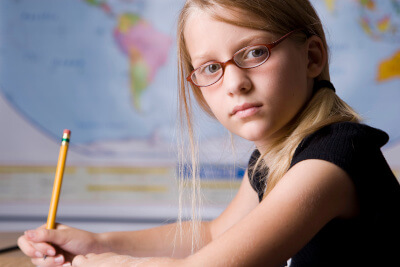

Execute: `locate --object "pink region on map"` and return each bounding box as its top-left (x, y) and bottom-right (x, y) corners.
top-left (114, 20), bottom-right (171, 82)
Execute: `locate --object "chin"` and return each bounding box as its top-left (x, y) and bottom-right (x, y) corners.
top-left (224, 119), bottom-right (273, 142)
top-left (242, 134), bottom-right (265, 142)
top-left (236, 121), bottom-right (282, 144)
top-left (236, 128), bottom-right (269, 142)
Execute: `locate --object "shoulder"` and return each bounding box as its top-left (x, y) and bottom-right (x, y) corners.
top-left (295, 121), bottom-right (389, 151)
top-left (292, 121), bottom-right (400, 216)
top-left (291, 121), bottom-right (389, 171)
top-left (290, 122), bottom-right (400, 263)
top-left (297, 121), bottom-right (388, 149)
top-left (291, 121), bottom-right (396, 193)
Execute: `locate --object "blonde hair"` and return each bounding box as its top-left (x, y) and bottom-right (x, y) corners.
top-left (176, 0), bottom-right (360, 252)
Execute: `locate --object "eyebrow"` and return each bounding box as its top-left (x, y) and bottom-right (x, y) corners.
top-left (235, 32), bottom-right (273, 49)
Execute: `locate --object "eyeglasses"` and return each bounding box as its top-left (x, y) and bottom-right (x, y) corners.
top-left (186, 30), bottom-right (299, 87)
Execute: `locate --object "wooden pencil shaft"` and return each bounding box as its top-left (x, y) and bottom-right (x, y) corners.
top-left (46, 139), bottom-right (69, 230)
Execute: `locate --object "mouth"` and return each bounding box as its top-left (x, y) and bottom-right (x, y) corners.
top-left (231, 102), bottom-right (263, 118)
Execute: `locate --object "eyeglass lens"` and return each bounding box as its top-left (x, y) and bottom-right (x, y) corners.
top-left (191, 45), bottom-right (270, 87)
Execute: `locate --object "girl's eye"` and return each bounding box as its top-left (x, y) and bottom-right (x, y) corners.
top-left (245, 47), bottom-right (267, 59)
top-left (251, 49), bottom-right (265, 57)
top-left (235, 46), bottom-right (269, 66)
top-left (202, 63), bottom-right (221, 74)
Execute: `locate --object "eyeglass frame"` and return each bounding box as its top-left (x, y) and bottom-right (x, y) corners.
top-left (186, 29), bottom-right (301, 87)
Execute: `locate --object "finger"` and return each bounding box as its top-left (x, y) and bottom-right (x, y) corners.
top-left (31, 253), bottom-right (65, 267)
top-left (71, 255), bottom-right (87, 266)
top-left (38, 222), bottom-right (70, 230)
top-left (17, 235), bottom-right (37, 258)
top-left (25, 228), bottom-right (68, 246)
top-left (23, 230), bottom-right (57, 255)
top-left (54, 222), bottom-right (70, 230)
top-left (18, 235), bottom-right (56, 260)
top-left (31, 241), bottom-right (57, 257)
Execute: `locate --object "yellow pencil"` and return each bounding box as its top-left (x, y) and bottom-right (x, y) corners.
top-left (44, 129), bottom-right (70, 260)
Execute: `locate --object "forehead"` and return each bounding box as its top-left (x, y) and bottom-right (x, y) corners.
top-left (184, 9), bottom-right (273, 65)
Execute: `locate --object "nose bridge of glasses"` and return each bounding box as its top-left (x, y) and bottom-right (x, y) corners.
top-left (220, 57), bottom-right (238, 70)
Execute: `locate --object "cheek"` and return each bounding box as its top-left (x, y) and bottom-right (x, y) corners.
top-left (266, 51), bottom-right (309, 100)
top-left (267, 44), bottom-right (308, 83)
top-left (252, 56), bottom-right (310, 122)
top-left (200, 90), bottom-right (224, 118)
top-left (201, 91), bottom-right (236, 132)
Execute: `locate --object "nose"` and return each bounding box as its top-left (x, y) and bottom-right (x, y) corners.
top-left (222, 63), bottom-right (252, 96)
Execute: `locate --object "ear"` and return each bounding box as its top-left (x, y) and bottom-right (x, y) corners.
top-left (306, 35), bottom-right (327, 78)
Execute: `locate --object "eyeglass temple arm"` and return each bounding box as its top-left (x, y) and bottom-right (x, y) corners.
top-left (267, 29), bottom-right (301, 49)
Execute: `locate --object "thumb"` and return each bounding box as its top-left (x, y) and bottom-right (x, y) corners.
top-left (25, 228), bottom-right (67, 245)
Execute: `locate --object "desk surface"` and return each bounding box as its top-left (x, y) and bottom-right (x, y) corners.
top-left (0, 232), bottom-right (33, 267)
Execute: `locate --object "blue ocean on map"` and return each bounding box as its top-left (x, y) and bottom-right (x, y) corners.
top-left (0, 0), bottom-right (224, 146)
top-left (1, 0), bottom-right (399, 159)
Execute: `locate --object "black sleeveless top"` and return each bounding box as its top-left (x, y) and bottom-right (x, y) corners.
top-left (248, 122), bottom-right (400, 266)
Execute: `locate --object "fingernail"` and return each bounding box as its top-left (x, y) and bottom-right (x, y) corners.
top-left (35, 251), bottom-right (42, 258)
top-left (54, 255), bottom-right (64, 263)
top-left (47, 249), bottom-right (55, 256)
top-left (63, 263), bottom-right (72, 267)
top-left (25, 230), bottom-right (36, 239)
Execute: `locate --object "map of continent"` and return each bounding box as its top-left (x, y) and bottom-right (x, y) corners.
top-left (85, 0), bottom-right (172, 111)
top-left (114, 13), bottom-right (171, 110)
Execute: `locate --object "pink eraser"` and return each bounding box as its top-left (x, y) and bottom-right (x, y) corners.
top-left (63, 129), bottom-right (71, 135)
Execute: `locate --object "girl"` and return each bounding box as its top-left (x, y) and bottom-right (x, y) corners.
top-left (18, 0), bottom-right (400, 266)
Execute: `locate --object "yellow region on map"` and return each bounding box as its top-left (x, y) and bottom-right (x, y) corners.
top-left (360, 0), bottom-right (376, 10)
top-left (377, 16), bottom-right (390, 32)
top-left (377, 50), bottom-right (400, 81)
top-left (325, 0), bottom-right (335, 12)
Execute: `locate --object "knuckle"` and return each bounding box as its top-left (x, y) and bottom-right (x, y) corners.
top-left (27, 247), bottom-right (37, 257)
top-left (36, 242), bottom-right (53, 255)
top-left (36, 228), bottom-right (46, 239)
top-left (38, 228), bottom-right (55, 242)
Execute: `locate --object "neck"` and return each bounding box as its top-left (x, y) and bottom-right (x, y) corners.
top-left (254, 122), bottom-right (295, 165)
top-left (254, 137), bottom-right (281, 166)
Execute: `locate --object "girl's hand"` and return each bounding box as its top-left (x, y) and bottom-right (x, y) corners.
top-left (17, 224), bottom-right (102, 267)
top-left (72, 253), bottom-right (182, 267)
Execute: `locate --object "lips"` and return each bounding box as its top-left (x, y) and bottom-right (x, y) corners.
top-left (231, 102), bottom-right (263, 116)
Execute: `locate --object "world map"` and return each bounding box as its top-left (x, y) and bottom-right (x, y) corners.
top-left (319, 0), bottom-right (400, 144)
top-left (358, 0), bottom-right (400, 82)
top-left (324, 0), bottom-right (400, 82)
top-left (0, 0), bottom-right (399, 163)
